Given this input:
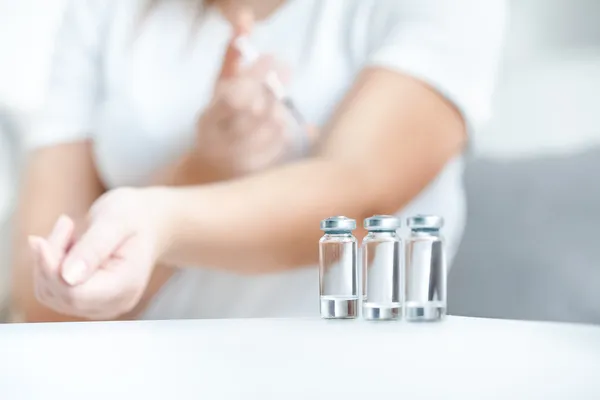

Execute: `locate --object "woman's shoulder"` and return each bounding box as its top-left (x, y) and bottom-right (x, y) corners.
top-left (330, 0), bottom-right (507, 31)
top-left (343, 0), bottom-right (508, 15)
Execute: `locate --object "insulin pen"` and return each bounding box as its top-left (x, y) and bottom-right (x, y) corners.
top-left (233, 36), bottom-right (310, 157)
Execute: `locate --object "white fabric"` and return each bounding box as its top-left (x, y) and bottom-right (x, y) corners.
top-left (27, 0), bottom-right (506, 319)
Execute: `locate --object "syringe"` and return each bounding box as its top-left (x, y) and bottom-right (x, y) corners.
top-left (233, 36), bottom-right (310, 158)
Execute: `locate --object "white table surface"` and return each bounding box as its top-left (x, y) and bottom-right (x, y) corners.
top-left (0, 316), bottom-right (599, 400)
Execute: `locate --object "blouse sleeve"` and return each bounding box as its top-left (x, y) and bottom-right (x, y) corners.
top-left (25, 0), bottom-right (110, 150)
top-left (364, 0), bottom-right (508, 135)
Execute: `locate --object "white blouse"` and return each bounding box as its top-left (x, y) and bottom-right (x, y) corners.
top-left (27, 0), bottom-right (506, 319)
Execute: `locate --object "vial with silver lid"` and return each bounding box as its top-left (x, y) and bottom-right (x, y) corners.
top-left (362, 215), bottom-right (403, 320)
top-left (405, 215), bottom-right (447, 322)
top-left (319, 216), bottom-right (358, 319)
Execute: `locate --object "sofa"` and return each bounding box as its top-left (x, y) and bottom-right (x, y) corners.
top-left (449, 149), bottom-right (600, 324)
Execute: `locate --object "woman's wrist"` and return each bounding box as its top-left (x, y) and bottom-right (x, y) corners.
top-left (152, 149), bottom-right (227, 187)
top-left (140, 186), bottom-right (184, 264)
top-left (148, 184), bottom-right (209, 267)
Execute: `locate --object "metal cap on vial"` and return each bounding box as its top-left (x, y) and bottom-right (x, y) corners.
top-left (364, 215), bottom-right (401, 231)
top-left (407, 215), bottom-right (444, 230)
top-left (320, 216), bottom-right (356, 232)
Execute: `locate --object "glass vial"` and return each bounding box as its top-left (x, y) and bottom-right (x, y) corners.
top-left (362, 215), bottom-right (403, 321)
top-left (319, 216), bottom-right (358, 319)
top-left (405, 215), bottom-right (447, 322)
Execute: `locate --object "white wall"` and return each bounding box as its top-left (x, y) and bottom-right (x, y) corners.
top-left (475, 0), bottom-right (600, 158)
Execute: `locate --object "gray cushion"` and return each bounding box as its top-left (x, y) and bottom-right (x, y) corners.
top-left (449, 147), bottom-right (600, 324)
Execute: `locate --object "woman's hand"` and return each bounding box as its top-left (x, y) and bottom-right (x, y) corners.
top-left (191, 12), bottom-right (312, 179)
top-left (28, 188), bottom-right (172, 320)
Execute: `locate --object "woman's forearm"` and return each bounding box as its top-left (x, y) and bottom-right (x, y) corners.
top-left (159, 152), bottom-right (451, 273)
top-left (11, 144), bottom-right (105, 322)
top-left (152, 152), bottom-right (230, 187)
top-left (159, 157), bottom-right (367, 272)
top-left (158, 68), bottom-right (466, 273)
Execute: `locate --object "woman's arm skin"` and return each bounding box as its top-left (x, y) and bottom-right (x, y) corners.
top-left (11, 143), bottom-right (102, 322)
top-left (61, 66), bottom-right (465, 280)
top-left (13, 29), bottom-right (289, 321)
top-left (160, 67), bottom-right (467, 272)
top-left (16, 6), bottom-right (300, 321)
top-left (11, 143), bottom-right (173, 322)
top-left (31, 66), bottom-right (466, 319)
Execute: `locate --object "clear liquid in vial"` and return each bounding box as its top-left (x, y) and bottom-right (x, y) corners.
top-left (319, 232), bottom-right (358, 319)
top-left (405, 234), bottom-right (446, 322)
top-left (320, 295), bottom-right (359, 319)
top-left (404, 301), bottom-right (446, 321)
top-left (362, 302), bottom-right (402, 320)
top-left (362, 233), bottom-right (402, 321)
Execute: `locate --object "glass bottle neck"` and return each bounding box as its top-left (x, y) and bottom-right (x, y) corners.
top-left (323, 232), bottom-right (355, 238)
top-left (410, 229), bottom-right (441, 237)
top-left (366, 231), bottom-right (398, 238)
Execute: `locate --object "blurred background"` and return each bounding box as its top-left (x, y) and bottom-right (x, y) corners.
top-left (1, 0), bottom-right (599, 323)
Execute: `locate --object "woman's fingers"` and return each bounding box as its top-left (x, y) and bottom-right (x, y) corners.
top-left (243, 56), bottom-right (291, 108)
top-left (218, 9), bottom-right (254, 80)
top-left (219, 78), bottom-right (268, 113)
top-left (211, 75), bottom-right (293, 168)
top-left (74, 239), bottom-right (152, 317)
top-left (60, 218), bottom-right (132, 286)
top-left (219, 36), bottom-right (242, 80)
top-left (29, 216), bottom-right (76, 283)
top-left (28, 235), bottom-right (42, 257)
top-left (45, 237), bottom-right (152, 320)
top-left (200, 10), bottom-right (302, 177)
top-left (242, 137), bottom-right (288, 171)
top-left (37, 238), bottom-right (62, 275)
top-left (29, 235), bottom-right (66, 309)
top-left (29, 217), bottom-right (79, 311)
top-left (47, 214), bottom-right (75, 252)
top-left (28, 236), bottom-right (46, 287)
top-left (216, 55), bottom-right (287, 114)
top-left (215, 78), bottom-right (282, 133)
top-left (29, 236), bottom-right (58, 277)
top-left (244, 55), bottom-right (278, 81)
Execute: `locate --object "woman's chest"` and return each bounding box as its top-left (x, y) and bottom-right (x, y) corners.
top-left (93, 7), bottom-right (358, 188)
